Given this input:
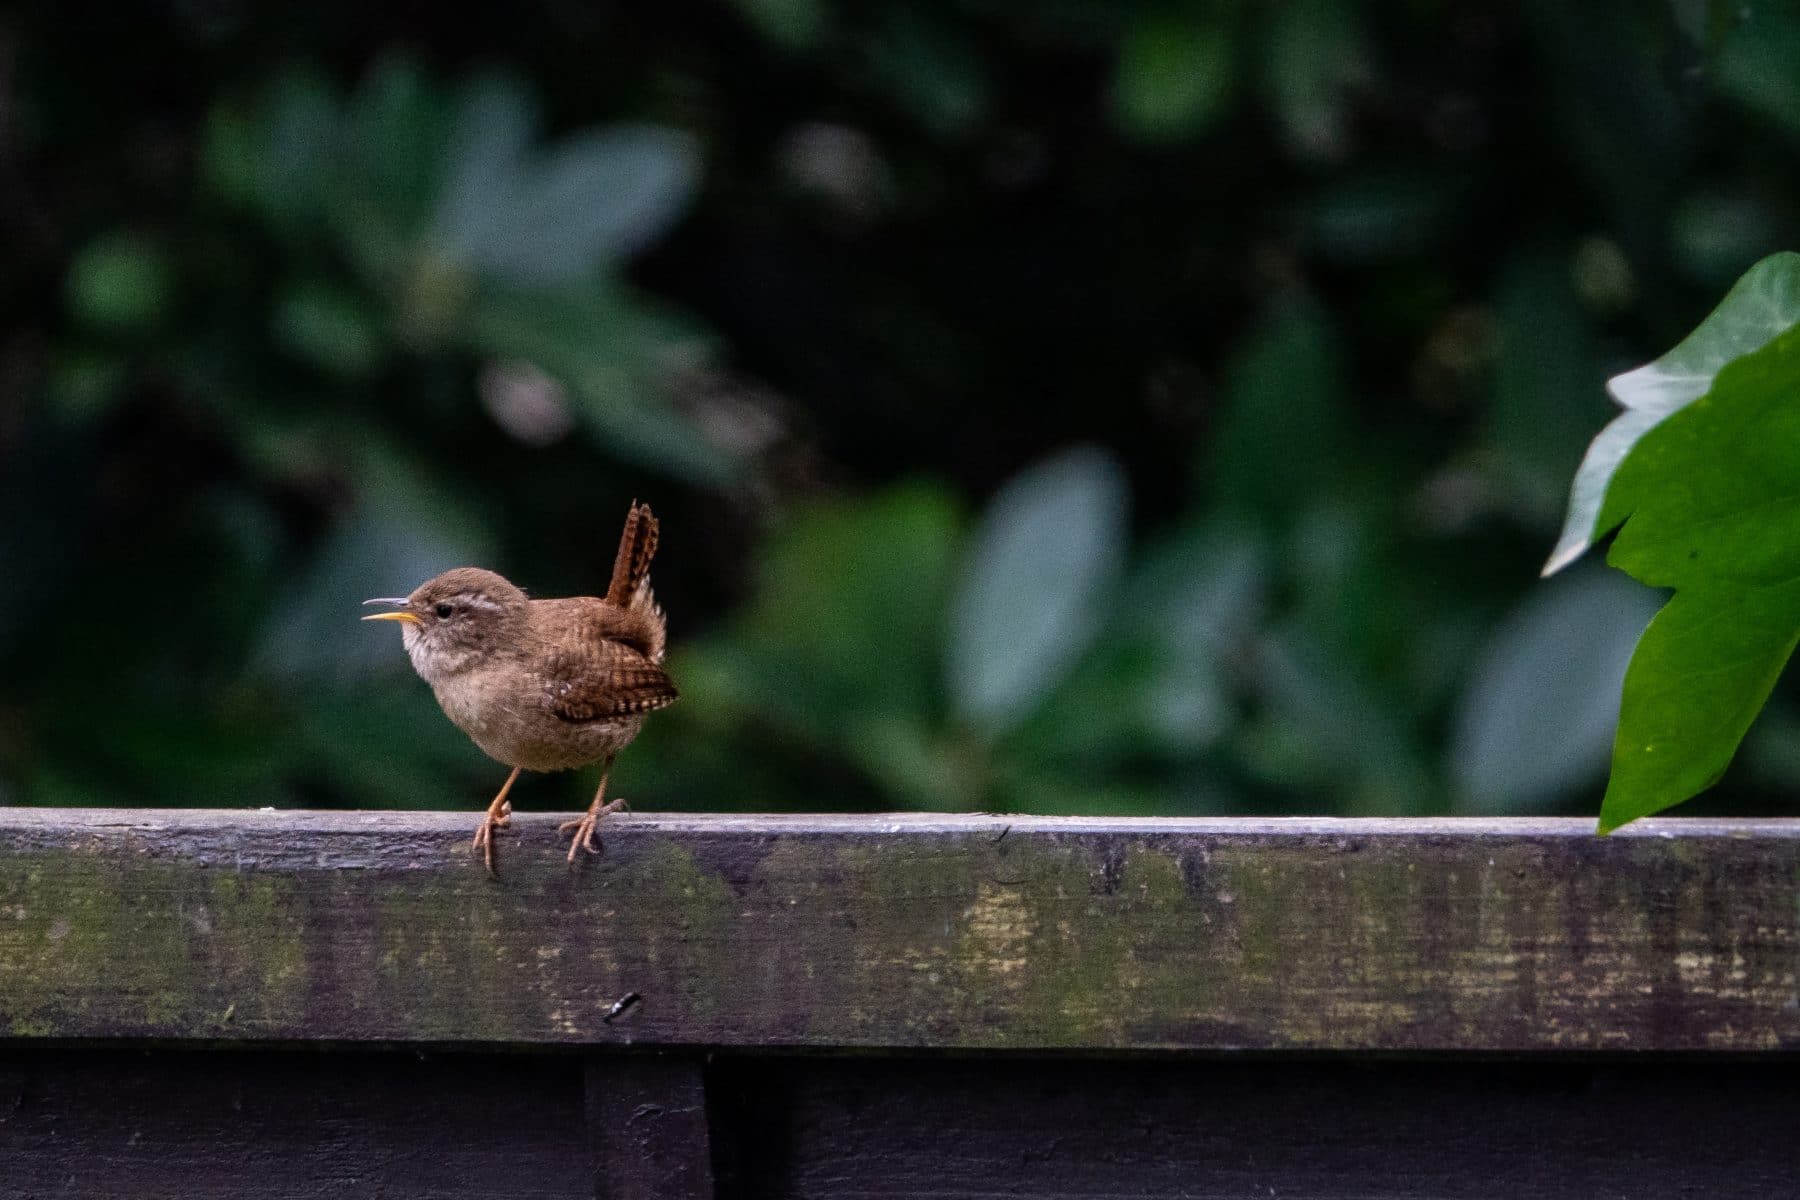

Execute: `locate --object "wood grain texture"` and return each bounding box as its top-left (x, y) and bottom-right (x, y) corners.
top-left (2, 809), bottom-right (1798, 1052)
top-left (710, 1058), bottom-right (1800, 1198)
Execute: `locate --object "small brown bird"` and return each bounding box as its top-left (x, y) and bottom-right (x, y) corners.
top-left (362, 502), bottom-right (677, 873)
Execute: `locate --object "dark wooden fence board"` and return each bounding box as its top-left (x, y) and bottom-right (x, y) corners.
top-left (9, 1050), bottom-right (1794, 1199)
top-left (2, 810), bottom-right (1798, 1051)
top-left (587, 1057), bottom-right (716, 1200)
top-left (0, 1049), bottom-right (592, 1198)
top-left (710, 1058), bottom-right (1800, 1199)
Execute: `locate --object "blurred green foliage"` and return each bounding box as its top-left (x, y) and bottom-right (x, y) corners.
top-left (1, 1), bottom-right (1797, 819)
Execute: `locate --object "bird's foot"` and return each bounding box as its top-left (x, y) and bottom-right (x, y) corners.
top-left (558, 797), bottom-right (628, 863)
top-left (471, 800), bottom-right (514, 877)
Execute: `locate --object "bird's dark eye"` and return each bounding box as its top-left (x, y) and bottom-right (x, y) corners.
top-left (434, 602), bottom-right (454, 619)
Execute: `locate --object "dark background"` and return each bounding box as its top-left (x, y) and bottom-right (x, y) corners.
top-left (1, 0), bottom-right (1796, 820)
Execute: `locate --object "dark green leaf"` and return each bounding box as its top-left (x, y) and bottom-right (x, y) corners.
top-left (718, 484), bottom-right (963, 742)
top-left (1546, 251), bottom-right (1800, 574)
top-left (1112, 16), bottom-right (1235, 143)
top-left (206, 70), bottom-right (339, 236)
top-left (1204, 304), bottom-right (1348, 522)
top-left (273, 279), bottom-right (386, 376)
top-left (340, 54), bottom-right (453, 253)
top-left (64, 234), bottom-right (172, 332)
top-left (46, 350), bottom-right (128, 423)
top-left (1586, 320), bottom-right (1800, 829)
top-left (1599, 580), bottom-right (1800, 831)
top-left (1602, 335), bottom-right (1800, 587)
top-left (1712, 7), bottom-right (1800, 142)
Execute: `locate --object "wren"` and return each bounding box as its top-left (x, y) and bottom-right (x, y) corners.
top-left (362, 502), bottom-right (676, 873)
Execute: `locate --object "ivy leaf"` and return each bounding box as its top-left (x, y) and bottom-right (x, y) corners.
top-left (1579, 314), bottom-right (1800, 830)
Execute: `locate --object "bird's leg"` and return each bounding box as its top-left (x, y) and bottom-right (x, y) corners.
top-left (558, 757), bottom-right (626, 862)
top-left (471, 766), bottom-right (522, 877)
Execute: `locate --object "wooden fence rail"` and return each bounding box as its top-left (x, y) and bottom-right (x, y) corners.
top-left (2, 809), bottom-right (1798, 1196)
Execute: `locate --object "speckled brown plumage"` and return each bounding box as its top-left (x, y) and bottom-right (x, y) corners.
top-left (363, 502), bottom-right (676, 873)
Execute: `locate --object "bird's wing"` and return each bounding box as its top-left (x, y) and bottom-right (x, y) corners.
top-left (540, 638), bottom-right (679, 723)
top-left (540, 593), bottom-right (665, 663)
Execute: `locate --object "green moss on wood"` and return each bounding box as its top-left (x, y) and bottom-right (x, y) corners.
top-left (0, 814), bottom-right (1797, 1052)
top-left (0, 852), bottom-right (309, 1037)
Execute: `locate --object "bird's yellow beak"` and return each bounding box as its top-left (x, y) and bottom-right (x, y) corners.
top-left (362, 597), bottom-right (422, 624)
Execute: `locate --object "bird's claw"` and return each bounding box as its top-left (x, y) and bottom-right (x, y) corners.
top-left (557, 814), bottom-right (602, 862)
top-left (558, 797), bottom-right (627, 864)
top-left (472, 799), bottom-right (514, 877)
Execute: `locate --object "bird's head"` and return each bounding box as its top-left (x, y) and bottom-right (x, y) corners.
top-left (362, 567), bottom-right (529, 681)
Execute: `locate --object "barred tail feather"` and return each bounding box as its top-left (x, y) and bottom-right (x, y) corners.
top-left (606, 501), bottom-right (659, 609)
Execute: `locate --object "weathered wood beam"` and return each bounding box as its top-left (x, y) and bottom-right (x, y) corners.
top-left (1, 810), bottom-right (1796, 1052)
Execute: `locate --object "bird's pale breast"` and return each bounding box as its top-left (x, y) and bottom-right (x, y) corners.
top-left (433, 666), bottom-right (646, 772)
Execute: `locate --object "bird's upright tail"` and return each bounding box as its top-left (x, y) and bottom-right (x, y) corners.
top-left (606, 500), bottom-right (660, 612)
